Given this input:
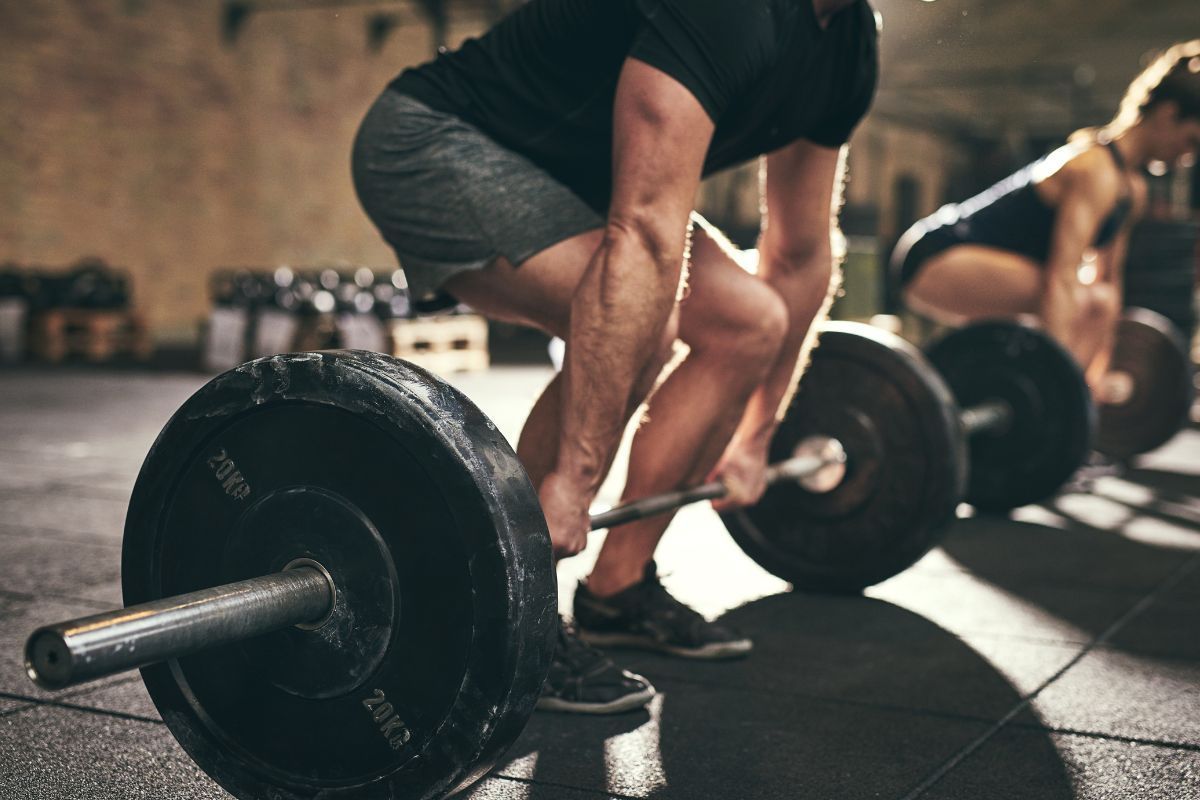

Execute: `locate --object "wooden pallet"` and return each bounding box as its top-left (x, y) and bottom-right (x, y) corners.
top-left (29, 308), bottom-right (152, 363)
top-left (387, 315), bottom-right (489, 374)
top-left (0, 298), bottom-right (27, 363)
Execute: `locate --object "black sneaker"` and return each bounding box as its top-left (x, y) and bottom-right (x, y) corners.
top-left (535, 617), bottom-right (656, 715)
top-left (574, 561), bottom-right (753, 660)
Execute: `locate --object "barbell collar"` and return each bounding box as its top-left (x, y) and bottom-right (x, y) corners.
top-left (25, 565), bottom-right (334, 691)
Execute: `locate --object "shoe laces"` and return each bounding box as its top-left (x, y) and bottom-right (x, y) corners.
top-left (556, 618), bottom-right (610, 672)
top-left (638, 572), bottom-right (706, 625)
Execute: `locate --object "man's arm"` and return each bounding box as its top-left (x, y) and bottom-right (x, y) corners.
top-left (540, 58), bottom-right (714, 557)
top-left (710, 140), bottom-right (845, 508)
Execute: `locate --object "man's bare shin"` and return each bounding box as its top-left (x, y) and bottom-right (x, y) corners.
top-left (588, 341), bottom-right (772, 596)
top-left (730, 260), bottom-right (839, 452)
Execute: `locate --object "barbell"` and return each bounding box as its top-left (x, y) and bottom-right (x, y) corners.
top-left (23, 320), bottom-right (1092, 799)
top-left (1095, 307), bottom-right (1195, 460)
top-left (720, 319), bottom-right (1093, 590)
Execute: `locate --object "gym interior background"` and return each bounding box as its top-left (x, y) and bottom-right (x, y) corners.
top-left (1, 1), bottom-right (1198, 799)
top-left (1, 0), bottom-right (1196, 352)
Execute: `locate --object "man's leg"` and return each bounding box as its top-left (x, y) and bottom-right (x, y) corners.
top-left (572, 225), bottom-right (790, 658)
top-left (444, 232), bottom-right (681, 491)
top-left (444, 229), bottom-right (678, 715)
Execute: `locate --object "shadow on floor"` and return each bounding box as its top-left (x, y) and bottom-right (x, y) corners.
top-left (939, 465), bottom-right (1199, 659)
top-left (476, 593), bottom-right (1071, 800)
top-left (1119, 467), bottom-right (1200, 509)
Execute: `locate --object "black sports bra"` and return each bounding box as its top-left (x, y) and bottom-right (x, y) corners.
top-left (1092, 142), bottom-right (1134, 248)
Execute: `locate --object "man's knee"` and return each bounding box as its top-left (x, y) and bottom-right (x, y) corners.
top-left (748, 289), bottom-right (790, 359)
top-left (656, 310), bottom-right (682, 365)
top-left (692, 282), bottom-right (788, 368)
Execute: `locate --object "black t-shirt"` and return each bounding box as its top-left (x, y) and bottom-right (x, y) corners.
top-left (391, 0), bottom-right (879, 212)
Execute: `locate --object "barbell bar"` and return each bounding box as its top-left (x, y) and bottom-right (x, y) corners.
top-left (1095, 307), bottom-right (1195, 460)
top-left (27, 563), bottom-right (334, 690)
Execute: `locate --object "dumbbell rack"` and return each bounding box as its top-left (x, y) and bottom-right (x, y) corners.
top-left (205, 267), bottom-right (490, 374)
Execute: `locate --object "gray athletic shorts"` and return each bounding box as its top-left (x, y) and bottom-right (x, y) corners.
top-left (352, 90), bottom-right (604, 304)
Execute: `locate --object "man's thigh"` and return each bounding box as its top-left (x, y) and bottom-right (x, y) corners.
top-left (444, 229), bottom-right (605, 339)
top-left (353, 91), bottom-right (604, 317)
top-left (678, 218), bottom-right (782, 347)
top-left (449, 212), bottom-right (768, 343)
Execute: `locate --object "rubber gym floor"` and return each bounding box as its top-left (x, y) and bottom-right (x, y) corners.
top-left (0, 365), bottom-right (1197, 800)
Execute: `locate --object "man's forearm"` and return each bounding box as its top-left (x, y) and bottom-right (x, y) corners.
top-left (729, 253), bottom-right (838, 451)
top-left (554, 226), bottom-right (684, 493)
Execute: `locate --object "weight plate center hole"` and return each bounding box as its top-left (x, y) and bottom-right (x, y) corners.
top-left (792, 436), bottom-right (848, 495)
top-left (283, 557), bottom-right (338, 631)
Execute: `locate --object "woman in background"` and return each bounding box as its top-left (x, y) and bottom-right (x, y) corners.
top-left (893, 40), bottom-right (1200, 394)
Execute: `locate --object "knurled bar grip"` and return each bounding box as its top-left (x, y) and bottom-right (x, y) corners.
top-left (589, 452), bottom-right (834, 530)
top-left (960, 399), bottom-right (1014, 438)
top-left (25, 567), bottom-right (334, 690)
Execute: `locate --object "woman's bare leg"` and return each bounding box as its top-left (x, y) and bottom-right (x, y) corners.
top-left (903, 244), bottom-right (1043, 324)
top-left (904, 244), bottom-right (1128, 398)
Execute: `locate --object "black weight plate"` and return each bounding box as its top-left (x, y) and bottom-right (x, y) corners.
top-left (1097, 308), bottom-right (1195, 460)
top-left (927, 321), bottom-right (1093, 511)
top-left (721, 323), bottom-right (965, 593)
top-left (122, 351), bottom-right (556, 800)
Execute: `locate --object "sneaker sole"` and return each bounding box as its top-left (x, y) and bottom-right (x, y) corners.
top-left (577, 631), bottom-right (753, 660)
top-left (535, 685), bottom-right (656, 715)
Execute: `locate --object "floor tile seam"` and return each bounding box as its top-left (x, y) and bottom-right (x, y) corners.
top-left (0, 485), bottom-right (130, 501)
top-left (488, 772), bottom-right (637, 800)
top-left (0, 456), bottom-right (145, 472)
top-left (882, 571), bottom-right (1178, 599)
top-left (948, 621), bottom-right (1200, 658)
top-left (0, 700), bottom-right (33, 718)
top-left (1007, 720), bottom-right (1200, 752)
top-left (895, 551), bottom-right (1200, 800)
top-left (0, 675), bottom-right (144, 709)
top-left (1095, 552), bottom-right (1200, 644)
top-left (640, 672), bottom-right (1005, 726)
top-left (0, 525), bottom-right (123, 547)
top-left (0, 587), bottom-right (118, 608)
top-left (1145, 497), bottom-right (1200, 524)
top-left (878, 563), bottom-right (1176, 594)
top-left (0, 689), bottom-right (161, 725)
top-left (1091, 641), bottom-right (1200, 665)
top-left (954, 629), bottom-right (1093, 649)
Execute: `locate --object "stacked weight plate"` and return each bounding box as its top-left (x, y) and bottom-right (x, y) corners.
top-left (1123, 219), bottom-right (1198, 338)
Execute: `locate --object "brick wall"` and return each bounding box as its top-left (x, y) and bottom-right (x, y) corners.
top-left (0, 2), bottom-right (972, 342)
top-left (0, 1), bottom-right (482, 341)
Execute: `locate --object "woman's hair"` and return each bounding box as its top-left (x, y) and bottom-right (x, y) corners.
top-left (1073, 40), bottom-right (1200, 143)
